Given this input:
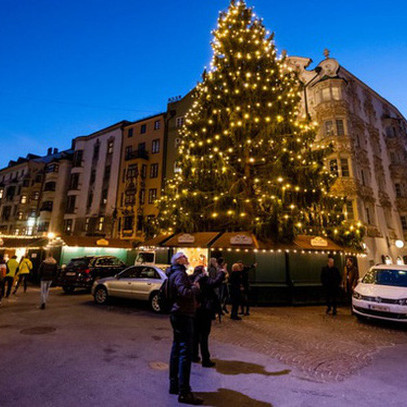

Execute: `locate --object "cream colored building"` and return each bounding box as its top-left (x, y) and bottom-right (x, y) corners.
top-left (287, 52), bottom-right (407, 272)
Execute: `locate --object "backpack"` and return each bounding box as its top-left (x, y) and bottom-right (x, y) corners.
top-left (158, 271), bottom-right (174, 313)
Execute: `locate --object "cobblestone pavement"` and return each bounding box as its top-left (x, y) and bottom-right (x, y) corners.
top-left (211, 306), bottom-right (407, 382)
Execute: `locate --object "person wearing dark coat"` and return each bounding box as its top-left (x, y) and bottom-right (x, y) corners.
top-left (229, 263), bottom-right (243, 320)
top-left (167, 252), bottom-right (203, 405)
top-left (190, 265), bottom-right (225, 367)
top-left (238, 261), bottom-right (257, 316)
top-left (343, 257), bottom-right (359, 303)
top-left (321, 257), bottom-right (342, 315)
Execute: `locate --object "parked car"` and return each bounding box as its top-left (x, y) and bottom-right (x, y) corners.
top-left (352, 264), bottom-right (407, 323)
top-left (58, 256), bottom-right (127, 294)
top-left (92, 265), bottom-right (166, 313)
top-left (135, 250), bottom-right (170, 270)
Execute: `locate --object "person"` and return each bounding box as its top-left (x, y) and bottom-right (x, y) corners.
top-left (343, 257), bottom-right (359, 303)
top-left (217, 257), bottom-right (229, 315)
top-left (0, 258), bottom-right (6, 305)
top-left (38, 253), bottom-right (58, 309)
top-left (13, 254), bottom-right (33, 294)
top-left (190, 265), bottom-right (225, 367)
top-left (167, 252), bottom-right (203, 405)
top-left (229, 263), bottom-right (243, 320)
top-left (207, 258), bottom-right (218, 279)
top-left (321, 256), bottom-right (342, 315)
top-left (4, 255), bottom-right (19, 298)
top-left (238, 260), bottom-right (257, 316)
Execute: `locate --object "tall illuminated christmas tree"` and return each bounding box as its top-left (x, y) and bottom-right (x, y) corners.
top-left (157, 0), bottom-right (363, 246)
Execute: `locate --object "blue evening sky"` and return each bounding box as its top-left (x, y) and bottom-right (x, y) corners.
top-left (0, 0), bottom-right (406, 168)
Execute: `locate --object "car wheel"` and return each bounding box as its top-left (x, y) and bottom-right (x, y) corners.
top-left (94, 286), bottom-right (108, 305)
top-left (63, 286), bottom-right (75, 294)
top-left (150, 292), bottom-right (161, 313)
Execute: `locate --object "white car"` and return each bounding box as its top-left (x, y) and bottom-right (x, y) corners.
top-left (352, 264), bottom-right (407, 323)
top-left (92, 265), bottom-right (166, 313)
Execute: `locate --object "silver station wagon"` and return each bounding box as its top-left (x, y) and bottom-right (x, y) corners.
top-left (92, 265), bottom-right (167, 313)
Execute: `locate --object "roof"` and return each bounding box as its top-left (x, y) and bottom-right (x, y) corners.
top-left (163, 232), bottom-right (220, 248)
top-left (61, 236), bottom-right (133, 249)
top-left (0, 237), bottom-right (48, 249)
top-left (140, 234), bottom-right (174, 247)
top-left (74, 120), bottom-right (132, 142)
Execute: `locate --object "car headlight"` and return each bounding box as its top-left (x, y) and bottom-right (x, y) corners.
top-left (397, 299), bottom-right (407, 306)
top-left (353, 292), bottom-right (362, 300)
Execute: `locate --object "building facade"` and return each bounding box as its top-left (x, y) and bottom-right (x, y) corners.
top-left (63, 121), bottom-right (129, 237)
top-left (115, 113), bottom-right (166, 240)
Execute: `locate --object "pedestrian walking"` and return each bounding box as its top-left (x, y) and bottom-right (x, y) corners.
top-left (217, 257), bottom-right (229, 315)
top-left (229, 263), bottom-right (243, 320)
top-left (13, 255), bottom-right (33, 294)
top-left (343, 257), bottom-right (359, 303)
top-left (0, 257), bottom-right (6, 305)
top-left (167, 252), bottom-right (203, 405)
top-left (190, 265), bottom-right (224, 368)
top-left (38, 253), bottom-right (58, 309)
top-left (321, 256), bottom-right (342, 315)
top-left (238, 260), bottom-right (257, 316)
top-left (4, 256), bottom-right (19, 298)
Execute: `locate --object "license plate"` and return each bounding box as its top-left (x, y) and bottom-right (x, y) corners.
top-left (369, 304), bottom-right (390, 312)
top-left (65, 272), bottom-right (76, 276)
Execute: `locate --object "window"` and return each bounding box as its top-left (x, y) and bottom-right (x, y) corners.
top-left (85, 218), bottom-right (90, 232)
top-left (93, 141), bottom-right (100, 161)
top-left (123, 216), bottom-right (133, 231)
top-left (17, 211), bottom-right (23, 220)
top-left (125, 146), bottom-right (133, 160)
top-left (329, 159), bottom-right (338, 176)
top-left (390, 152), bottom-right (396, 163)
top-left (154, 120), bottom-right (161, 130)
top-left (401, 216), bottom-right (407, 230)
top-left (69, 173), bottom-right (79, 190)
top-left (148, 188), bottom-right (157, 204)
top-left (365, 207), bottom-right (372, 224)
top-left (64, 219), bottom-right (73, 233)
top-left (45, 164), bottom-right (58, 173)
top-left (336, 120), bottom-right (345, 136)
top-left (150, 163), bottom-right (159, 178)
top-left (140, 124), bottom-right (147, 134)
top-left (345, 201), bottom-right (354, 220)
top-left (103, 165), bottom-right (111, 181)
top-left (128, 128), bottom-right (133, 138)
top-left (332, 87), bottom-right (340, 100)
top-left (87, 191), bottom-right (93, 209)
top-left (141, 164), bottom-right (147, 179)
top-left (361, 169), bottom-right (366, 186)
top-left (44, 182), bottom-right (56, 192)
top-left (20, 195), bottom-right (27, 204)
top-left (97, 217), bottom-right (104, 232)
top-left (340, 159), bottom-right (350, 177)
top-left (152, 139), bottom-right (160, 154)
top-left (138, 142), bottom-right (146, 152)
top-left (33, 191), bottom-right (40, 200)
top-left (139, 189), bottom-right (145, 205)
top-left (125, 193), bottom-right (135, 205)
top-left (395, 183), bottom-right (402, 198)
top-left (324, 121), bottom-right (334, 136)
top-left (40, 201), bottom-right (53, 212)
top-left (101, 189), bottom-right (108, 205)
top-left (23, 179), bottom-right (30, 187)
top-left (73, 150), bottom-right (83, 167)
top-left (90, 170), bottom-right (96, 184)
top-left (137, 215), bottom-right (143, 231)
top-left (2, 206), bottom-right (11, 221)
top-left (321, 88), bottom-right (330, 101)
top-left (107, 140), bottom-right (114, 154)
top-left (127, 164), bottom-right (138, 179)
top-left (38, 222), bottom-right (49, 232)
top-left (66, 195), bottom-right (76, 213)
top-left (176, 116), bottom-right (184, 128)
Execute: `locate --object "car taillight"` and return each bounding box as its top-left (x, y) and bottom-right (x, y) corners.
top-left (84, 269), bottom-right (91, 274)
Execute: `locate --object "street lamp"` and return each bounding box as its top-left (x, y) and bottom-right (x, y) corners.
top-left (395, 240), bottom-right (404, 249)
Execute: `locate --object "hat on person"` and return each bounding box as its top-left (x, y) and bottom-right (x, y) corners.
top-left (171, 251), bottom-right (187, 265)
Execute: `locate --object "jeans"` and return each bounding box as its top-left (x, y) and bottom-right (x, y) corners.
top-left (193, 310), bottom-right (212, 362)
top-left (169, 314), bottom-right (194, 395)
top-left (41, 280), bottom-right (52, 304)
top-left (14, 274), bottom-right (28, 293)
top-left (4, 276), bottom-right (14, 297)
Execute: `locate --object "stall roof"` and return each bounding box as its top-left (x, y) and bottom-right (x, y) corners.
top-left (293, 235), bottom-right (344, 251)
top-left (0, 237), bottom-right (48, 249)
top-left (61, 236), bottom-right (133, 249)
top-left (140, 234), bottom-right (174, 247)
top-left (163, 232), bottom-right (220, 248)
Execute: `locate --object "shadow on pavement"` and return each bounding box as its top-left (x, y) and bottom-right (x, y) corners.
top-left (196, 388), bottom-right (273, 406)
top-left (213, 359), bottom-right (291, 376)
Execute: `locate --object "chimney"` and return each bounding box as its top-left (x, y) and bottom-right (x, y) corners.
top-left (47, 147), bottom-right (52, 155)
top-left (53, 148), bottom-right (58, 154)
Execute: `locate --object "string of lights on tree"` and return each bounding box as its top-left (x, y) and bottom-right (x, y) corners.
top-left (155, 0), bottom-right (364, 250)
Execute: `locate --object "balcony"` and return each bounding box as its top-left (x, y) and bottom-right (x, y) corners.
top-left (390, 164), bottom-right (407, 179)
top-left (125, 149), bottom-right (149, 161)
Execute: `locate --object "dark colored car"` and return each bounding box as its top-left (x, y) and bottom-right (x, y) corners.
top-left (58, 256), bottom-right (127, 294)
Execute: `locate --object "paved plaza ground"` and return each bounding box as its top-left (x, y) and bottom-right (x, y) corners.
top-left (1, 287), bottom-right (407, 406)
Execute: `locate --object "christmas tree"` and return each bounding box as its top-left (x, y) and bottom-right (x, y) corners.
top-left (157, 0), bottom-right (363, 247)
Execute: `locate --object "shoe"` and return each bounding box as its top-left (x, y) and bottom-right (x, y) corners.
top-left (202, 360), bottom-right (216, 368)
top-left (192, 356), bottom-right (201, 363)
top-left (40, 303), bottom-right (45, 310)
top-left (231, 316), bottom-right (242, 321)
top-left (178, 393), bottom-right (203, 405)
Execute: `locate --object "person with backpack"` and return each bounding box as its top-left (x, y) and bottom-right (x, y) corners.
top-left (38, 253), bottom-right (58, 309)
top-left (5, 255), bottom-right (19, 298)
top-left (167, 252), bottom-right (203, 405)
top-left (13, 254), bottom-right (33, 294)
